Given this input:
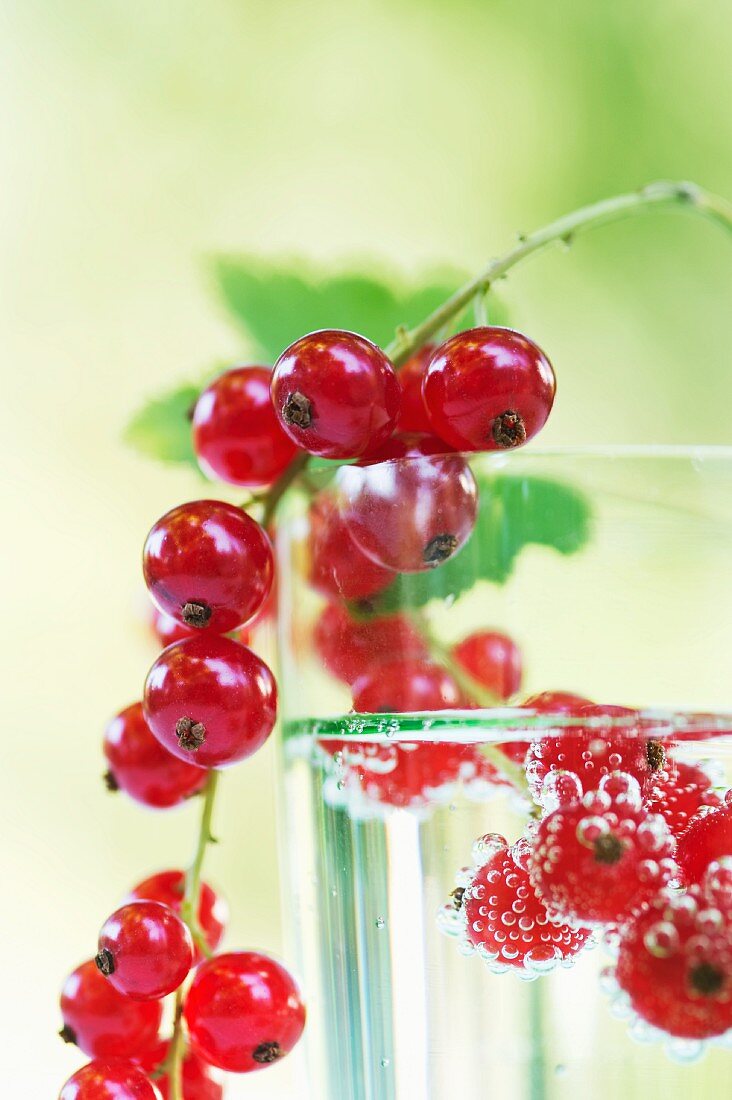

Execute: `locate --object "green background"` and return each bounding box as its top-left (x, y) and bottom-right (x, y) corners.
top-left (3, 1), bottom-right (732, 1094)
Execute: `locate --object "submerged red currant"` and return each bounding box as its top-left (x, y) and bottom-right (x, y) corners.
top-left (314, 603), bottom-right (427, 685)
top-left (271, 330), bottom-right (400, 459)
top-left (452, 631), bottom-right (522, 701)
top-left (184, 951), bottom-right (306, 1073)
top-left (143, 635), bottom-right (277, 769)
top-left (422, 326), bottom-right (556, 451)
top-left (352, 658), bottom-right (463, 712)
top-left (308, 495), bottom-right (394, 602)
top-left (143, 500), bottom-right (273, 634)
top-left (95, 901), bottom-right (193, 1001)
top-left (192, 365), bottom-right (298, 487)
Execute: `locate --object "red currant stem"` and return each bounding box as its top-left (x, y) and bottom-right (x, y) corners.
top-left (411, 617), bottom-right (530, 795)
top-left (473, 290), bottom-right (489, 327)
top-left (181, 769), bottom-right (220, 943)
top-left (164, 987), bottom-right (186, 1100)
top-left (385, 179), bottom-right (732, 367)
top-left (261, 451), bottom-right (311, 527)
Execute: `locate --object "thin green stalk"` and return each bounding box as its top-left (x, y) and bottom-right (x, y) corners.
top-left (182, 770), bottom-right (220, 931)
top-left (164, 987), bottom-right (186, 1100)
top-left (385, 180), bottom-right (732, 367)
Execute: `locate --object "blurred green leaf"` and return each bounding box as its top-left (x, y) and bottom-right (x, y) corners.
top-left (363, 473), bottom-right (591, 613)
top-left (124, 383), bottom-right (200, 469)
top-left (212, 255), bottom-right (474, 360)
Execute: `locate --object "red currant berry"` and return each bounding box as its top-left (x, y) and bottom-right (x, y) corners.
top-left (95, 901), bottom-right (193, 1001)
top-left (340, 453), bottom-right (478, 573)
top-left (452, 631), bottom-right (522, 701)
top-left (59, 1060), bottom-right (162, 1100)
top-left (323, 739), bottom-right (475, 811)
top-left (271, 330), bottom-right (400, 459)
top-left (647, 762), bottom-right (722, 840)
top-left (352, 658), bottom-right (463, 712)
top-left (615, 886), bottom-right (732, 1039)
top-left (529, 774), bottom-right (676, 924)
top-left (150, 608), bottom-right (199, 648)
top-left (143, 635), bottom-right (277, 769)
top-left (461, 836), bottom-right (591, 973)
top-left (523, 690), bottom-right (594, 714)
top-left (396, 345), bottom-right (435, 433)
top-left (525, 704), bottom-right (666, 802)
top-left (143, 501), bottom-right (273, 634)
top-left (308, 496), bottom-right (393, 602)
top-left (125, 870), bottom-right (227, 963)
top-left (676, 803), bottom-right (732, 884)
top-left (59, 960), bottom-right (163, 1060)
top-left (360, 431), bottom-right (453, 464)
top-left (184, 952), bottom-right (306, 1073)
top-left (422, 327), bottom-right (556, 451)
top-left (135, 1040), bottom-right (223, 1100)
top-left (192, 366), bottom-right (298, 487)
top-left (103, 703), bottom-right (208, 809)
top-left (314, 603), bottom-right (426, 685)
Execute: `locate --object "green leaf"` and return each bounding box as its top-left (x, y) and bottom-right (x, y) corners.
top-left (363, 473), bottom-right (591, 613)
top-left (124, 383), bottom-right (200, 469)
top-left (212, 255), bottom-right (479, 361)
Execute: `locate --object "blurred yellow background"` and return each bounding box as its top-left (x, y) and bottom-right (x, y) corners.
top-left (3, 1), bottom-right (732, 1095)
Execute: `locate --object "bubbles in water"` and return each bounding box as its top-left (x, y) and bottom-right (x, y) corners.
top-left (554, 1064), bottom-right (567, 1078)
top-left (541, 770), bottom-right (582, 812)
top-left (704, 857), bottom-right (732, 905)
top-left (576, 815), bottom-right (610, 847)
top-left (664, 1037), bottom-right (706, 1065)
top-left (375, 916), bottom-right (386, 930)
top-left (471, 833), bottom-right (508, 866)
top-left (643, 920), bottom-right (680, 958)
top-left (380, 1057), bottom-right (390, 1068)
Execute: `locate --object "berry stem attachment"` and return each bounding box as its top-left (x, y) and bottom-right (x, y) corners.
top-left (182, 769), bottom-right (220, 958)
top-left (385, 180), bottom-right (732, 367)
top-left (164, 987), bottom-right (186, 1100)
top-left (261, 451), bottom-right (311, 527)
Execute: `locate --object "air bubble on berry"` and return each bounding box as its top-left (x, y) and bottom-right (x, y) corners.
top-left (629, 1017), bottom-right (664, 1045)
top-left (704, 857), bottom-right (732, 904)
top-left (599, 771), bottom-right (643, 808)
top-left (541, 770), bottom-right (583, 813)
top-left (636, 815), bottom-right (672, 853)
top-left (643, 920), bottom-right (680, 958)
top-left (523, 945), bottom-right (561, 974)
top-left (472, 833), bottom-right (508, 866)
top-left (664, 1037), bottom-right (706, 1064)
top-left (436, 904), bottom-right (462, 938)
top-left (576, 815), bottom-right (610, 847)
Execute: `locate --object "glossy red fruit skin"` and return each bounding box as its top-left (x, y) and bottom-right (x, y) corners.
top-left (529, 778), bottom-right (676, 924)
top-left (193, 366), bottom-right (298, 487)
top-left (126, 870), bottom-right (227, 964)
top-left (676, 804), bottom-right (732, 883)
top-left (59, 1059), bottom-right (162, 1099)
top-left (103, 703), bottom-right (208, 809)
top-left (135, 1040), bottom-right (223, 1100)
top-left (615, 886), bottom-right (732, 1039)
top-left (340, 453), bottom-right (478, 573)
top-left (143, 635), bottom-right (277, 769)
top-left (464, 838), bottom-right (591, 971)
top-left (150, 608), bottom-right (199, 648)
top-left (396, 345), bottom-right (435, 433)
top-left (360, 431), bottom-right (453, 464)
top-left (453, 631), bottom-right (522, 701)
top-left (323, 739), bottom-right (476, 811)
top-left (271, 330), bottom-right (400, 459)
top-left (647, 762), bottom-right (722, 840)
top-left (143, 500), bottom-right (273, 635)
top-left (352, 658), bottom-right (463, 712)
top-left (96, 901), bottom-right (193, 1002)
top-left (308, 496), bottom-right (393, 603)
top-left (184, 952), bottom-right (306, 1073)
top-left (59, 960), bottom-right (163, 1060)
top-left (314, 603), bottom-right (427, 685)
top-left (423, 327), bottom-right (556, 451)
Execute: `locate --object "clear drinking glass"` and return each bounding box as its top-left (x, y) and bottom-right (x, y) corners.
top-left (274, 447), bottom-right (732, 1100)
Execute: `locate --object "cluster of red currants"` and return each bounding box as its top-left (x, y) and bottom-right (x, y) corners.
top-left (437, 693), bottom-right (732, 1049)
top-left (58, 321), bottom-right (555, 1097)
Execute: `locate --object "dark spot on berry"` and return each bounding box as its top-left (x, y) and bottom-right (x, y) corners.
top-left (252, 1041), bottom-right (283, 1064)
top-left (182, 600), bottom-right (212, 628)
top-left (103, 769), bottom-right (119, 793)
top-left (374, 705), bottom-right (396, 714)
top-left (283, 391), bottom-right (313, 429)
top-left (450, 887), bottom-right (465, 911)
top-left (94, 948), bottom-right (115, 977)
top-left (492, 410), bottom-right (526, 449)
top-left (423, 533), bottom-right (458, 566)
top-left (690, 962), bottom-right (725, 996)
top-left (646, 739), bottom-right (666, 772)
top-left (58, 1025), bottom-right (77, 1046)
top-left (176, 717), bottom-right (207, 751)
top-left (592, 833), bottom-right (625, 865)
top-left (185, 399), bottom-right (198, 422)
top-left (351, 598), bottom-right (377, 617)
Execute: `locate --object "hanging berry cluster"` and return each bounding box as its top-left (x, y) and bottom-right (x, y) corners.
top-left (58, 181), bottom-right (732, 1096)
